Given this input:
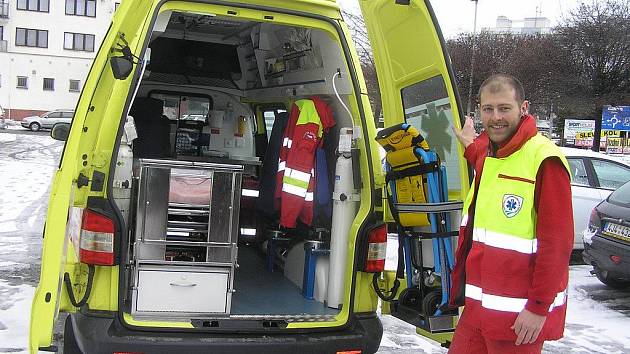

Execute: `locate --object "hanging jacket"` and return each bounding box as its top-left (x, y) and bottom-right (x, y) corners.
top-left (257, 111), bottom-right (289, 218)
top-left (275, 97), bottom-right (335, 228)
top-left (449, 115), bottom-right (574, 341)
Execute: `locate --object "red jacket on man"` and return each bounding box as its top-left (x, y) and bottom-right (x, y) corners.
top-left (449, 115), bottom-right (574, 341)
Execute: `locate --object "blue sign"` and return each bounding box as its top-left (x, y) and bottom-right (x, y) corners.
top-left (602, 105), bottom-right (630, 131)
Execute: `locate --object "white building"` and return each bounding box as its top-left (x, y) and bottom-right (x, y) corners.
top-left (0, 0), bottom-right (120, 120)
top-left (485, 15), bottom-right (551, 35)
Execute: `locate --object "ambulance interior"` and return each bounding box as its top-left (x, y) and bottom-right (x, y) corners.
top-left (115, 11), bottom-right (360, 323)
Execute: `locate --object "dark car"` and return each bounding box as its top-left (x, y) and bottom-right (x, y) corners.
top-left (583, 180), bottom-right (630, 289)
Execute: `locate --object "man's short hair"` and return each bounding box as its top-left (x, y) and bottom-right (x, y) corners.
top-left (478, 74), bottom-right (525, 104)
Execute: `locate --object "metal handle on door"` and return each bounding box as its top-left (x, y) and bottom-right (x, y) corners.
top-left (169, 281), bottom-right (197, 287)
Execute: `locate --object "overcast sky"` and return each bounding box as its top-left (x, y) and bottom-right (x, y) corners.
top-left (337, 0), bottom-right (585, 38)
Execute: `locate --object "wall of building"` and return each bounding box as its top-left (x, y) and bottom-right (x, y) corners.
top-left (0, 0), bottom-right (120, 119)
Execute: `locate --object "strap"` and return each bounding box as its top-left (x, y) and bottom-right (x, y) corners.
top-left (396, 200), bottom-right (464, 214)
top-left (385, 162), bottom-right (439, 183)
top-left (411, 230), bottom-right (459, 239)
top-left (385, 184), bottom-right (407, 280)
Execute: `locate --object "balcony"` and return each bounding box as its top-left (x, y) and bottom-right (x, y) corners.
top-left (0, 1), bottom-right (8, 19)
top-left (0, 40), bottom-right (6, 52)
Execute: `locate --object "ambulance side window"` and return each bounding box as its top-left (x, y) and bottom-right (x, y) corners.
top-left (401, 75), bottom-right (461, 190)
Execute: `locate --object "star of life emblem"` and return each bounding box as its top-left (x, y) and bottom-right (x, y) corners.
top-left (502, 194), bottom-right (524, 218)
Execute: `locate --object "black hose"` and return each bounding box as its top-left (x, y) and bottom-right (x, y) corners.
top-left (372, 272), bottom-right (400, 302)
top-left (63, 264), bottom-right (95, 308)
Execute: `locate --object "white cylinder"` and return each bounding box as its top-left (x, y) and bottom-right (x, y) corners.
top-left (327, 129), bottom-right (359, 309)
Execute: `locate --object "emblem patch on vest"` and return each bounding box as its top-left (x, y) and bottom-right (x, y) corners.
top-left (502, 194), bottom-right (524, 218)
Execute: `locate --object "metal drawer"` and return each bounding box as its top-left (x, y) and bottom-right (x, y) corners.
top-left (135, 266), bottom-right (230, 314)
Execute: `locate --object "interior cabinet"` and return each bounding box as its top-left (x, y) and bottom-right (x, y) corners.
top-left (131, 159), bottom-right (242, 319)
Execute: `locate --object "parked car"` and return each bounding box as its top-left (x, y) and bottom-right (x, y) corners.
top-left (20, 109), bottom-right (74, 131)
top-left (561, 147), bottom-right (630, 250)
top-left (582, 179), bottom-right (630, 289)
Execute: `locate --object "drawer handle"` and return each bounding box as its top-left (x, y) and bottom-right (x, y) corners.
top-left (169, 281), bottom-right (198, 287)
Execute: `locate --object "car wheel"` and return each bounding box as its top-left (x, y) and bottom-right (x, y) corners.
top-left (29, 122), bottom-right (41, 132)
top-left (594, 267), bottom-right (630, 289)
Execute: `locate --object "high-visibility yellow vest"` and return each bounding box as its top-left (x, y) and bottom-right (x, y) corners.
top-left (462, 134), bottom-right (570, 313)
top-left (462, 134), bottom-right (569, 245)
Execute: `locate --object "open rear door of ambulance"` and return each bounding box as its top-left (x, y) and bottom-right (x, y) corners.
top-left (29, 1), bottom-right (156, 352)
top-left (359, 0), bottom-right (469, 344)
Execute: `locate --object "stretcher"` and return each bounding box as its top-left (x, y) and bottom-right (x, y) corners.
top-left (375, 123), bottom-right (462, 334)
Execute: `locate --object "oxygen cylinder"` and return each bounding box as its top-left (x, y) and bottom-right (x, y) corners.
top-left (326, 127), bottom-right (359, 309)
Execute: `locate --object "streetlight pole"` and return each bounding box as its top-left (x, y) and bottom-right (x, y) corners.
top-left (466, 0), bottom-right (479, 116)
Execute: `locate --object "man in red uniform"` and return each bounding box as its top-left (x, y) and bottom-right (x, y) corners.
top-left (448, 74), bottom-right (573, 353)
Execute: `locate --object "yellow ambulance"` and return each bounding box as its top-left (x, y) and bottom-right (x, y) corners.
top-left (30, 0), bottom-right (468, 352)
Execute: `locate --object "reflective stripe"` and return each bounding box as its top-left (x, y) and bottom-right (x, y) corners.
top-left (285, 167), bottom-right (311, 183)
top-left (461, 214), bottom-right (469, 227)
top-left (277, 161), bottom-right (286, 172)
top-left (465, 284), bottom-right (567, 313)
top-left (242, 189), bottom-right (259, 197)
top-left (473, 228), bottom-right (537, 254)
top-left (284, 176), bottom-right (309, 189)
top-left (282, 183), bottom-right (307, 197)
top-left (283, 137), bottom-right (292, 148)
top-left (305, 192), bottom-right (314, 202)
top-left (549, 290), bottom-right (568, 311)
top-left (240, 228), bottom-right (256, 236)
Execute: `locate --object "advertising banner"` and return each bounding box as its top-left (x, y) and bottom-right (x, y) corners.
top-left (566, 119), bottom-right (618, 147)
top-left (564, 120), bottom-right (594, 145)
top-left (606, 137), bottom-right (623, 154)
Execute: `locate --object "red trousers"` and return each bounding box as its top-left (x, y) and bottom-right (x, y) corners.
top-left (448, 309), bottom-right (544, 354)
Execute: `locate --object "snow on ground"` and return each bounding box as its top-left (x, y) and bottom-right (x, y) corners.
top-left (0, 284), bottom-right (34, 353)
top-left (0, 132), bottom-right (61, 353)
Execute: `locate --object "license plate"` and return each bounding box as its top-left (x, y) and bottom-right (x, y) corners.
top-left (603, 222), bottom-right (630, 242)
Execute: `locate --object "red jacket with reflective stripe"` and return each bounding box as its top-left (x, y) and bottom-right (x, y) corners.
top-left (275, 97), bottom-right (334, 228)
top-left (449, 116), bottom-right (573, 341)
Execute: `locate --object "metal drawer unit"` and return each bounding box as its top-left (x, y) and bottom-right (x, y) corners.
top-left (131, 159), bottom-right (242, 319)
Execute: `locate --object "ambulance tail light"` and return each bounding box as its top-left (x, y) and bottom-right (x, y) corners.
top-left (80, 209), bottom-right (115, 266)
top-left (364, 223), bottom-right (387, 273)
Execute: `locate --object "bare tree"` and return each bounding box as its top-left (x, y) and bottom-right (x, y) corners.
top-left (342, 11), bottom-right (382, 123)
top-left (556, 0), bottom-right (630, 107)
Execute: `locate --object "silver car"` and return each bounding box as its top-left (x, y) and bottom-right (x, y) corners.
top-left (562, 147), bottom-right (630, 250)
top-left (21, 109), bottom-right (74, 132)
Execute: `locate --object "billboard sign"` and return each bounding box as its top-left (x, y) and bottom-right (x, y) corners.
top-left (564, 119), bottom-right (594, 145)
top-left (564, 119), bottom-right (618, 146)
top-left (606, 137), bottom-right (624, 154)
top-left (602, 105), bottom-right (630, 131)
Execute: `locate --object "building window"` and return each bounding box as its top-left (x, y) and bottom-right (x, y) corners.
top-left (17, 76), bottom-right (28, 89)
top-left (43, 78), bottom-right (54, 91)
top-left (65, 0), bottom-right (96, 17)
top-left (16, 28), bottom-right (48, 48)
top-left (64, 32), bottom-right (95, 52)
top-left (69, 79), bottom-right (80, 92)
top-left (17, 0), bottom-right (49, 12)
top-left (0, 26), bottom-right (3, 40)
